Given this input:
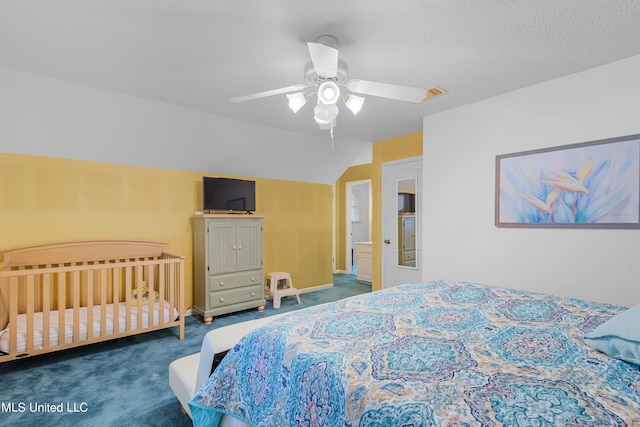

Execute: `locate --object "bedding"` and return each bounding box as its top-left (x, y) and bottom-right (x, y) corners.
top-left (584, 304), bottom-right (640, 365)
top-left (189, 280), bottom-right (640, 426)
top-left (0, 301), bottom-right (177, 354)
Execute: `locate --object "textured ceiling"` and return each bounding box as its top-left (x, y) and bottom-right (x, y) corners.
top-left (2, 1), bottom-right (640, 143)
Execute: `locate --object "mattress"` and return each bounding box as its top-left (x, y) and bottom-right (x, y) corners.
top-left (0, 301), bottom-right (177, 354)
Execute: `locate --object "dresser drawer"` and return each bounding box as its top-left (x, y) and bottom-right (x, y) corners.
top-left (208, 270), bottom-right (263, 291)
top-left (209, 283), bottom-right (264, 308)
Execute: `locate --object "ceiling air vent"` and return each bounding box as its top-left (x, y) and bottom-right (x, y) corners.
top-left (425, 85), bottom-right (448, 100)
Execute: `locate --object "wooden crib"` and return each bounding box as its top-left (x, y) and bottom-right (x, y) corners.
top-left (0, 240), bottom-right (185, 363)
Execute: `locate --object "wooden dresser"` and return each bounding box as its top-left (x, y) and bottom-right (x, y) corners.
top-left (356, 241), bottom-right (372, 283)
top-left (192, 215), bottom-right (265, 323)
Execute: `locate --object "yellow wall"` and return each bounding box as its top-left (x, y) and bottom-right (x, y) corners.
top-left (334, 131), bottom-right (423, 290)
top-left (0, 152), bottom-right (333, 310)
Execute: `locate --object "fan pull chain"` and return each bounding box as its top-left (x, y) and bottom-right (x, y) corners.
top-left (330, 120), bottom-right (334, 149)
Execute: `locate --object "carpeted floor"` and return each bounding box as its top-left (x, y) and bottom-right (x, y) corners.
top-left (0, 274), bottom-right (370, 427)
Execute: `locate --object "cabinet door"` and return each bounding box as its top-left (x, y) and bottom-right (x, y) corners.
top-left (207, 220), bottom-right (237, 275)
top-left (236, 219), bottom-right (263, 271)
top-left (402, 217), bottom-right (416, 251)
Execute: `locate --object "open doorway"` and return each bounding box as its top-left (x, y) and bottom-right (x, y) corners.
top-left (345, 180), bottom-right (371, 275)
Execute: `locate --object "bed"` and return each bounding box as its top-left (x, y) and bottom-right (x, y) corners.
top-left (189, 280), bottom-right (640, 426)
top-left (0, 240), bottom-right (185, 362)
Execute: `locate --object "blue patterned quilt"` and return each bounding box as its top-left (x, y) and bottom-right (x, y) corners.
top-left (189, 280), bottom-right (640, 426)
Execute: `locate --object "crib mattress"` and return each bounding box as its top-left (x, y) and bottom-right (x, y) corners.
top-left (0, 301), bottom-right (178, 354)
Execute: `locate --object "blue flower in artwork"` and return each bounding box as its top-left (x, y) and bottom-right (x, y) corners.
top-left (499, 141), bottom-right (639, 224)
top-left (286, 352), bottom-right (345, 427)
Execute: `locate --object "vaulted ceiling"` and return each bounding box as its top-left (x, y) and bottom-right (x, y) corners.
top-left (2, 1), bottom-right (640, 154)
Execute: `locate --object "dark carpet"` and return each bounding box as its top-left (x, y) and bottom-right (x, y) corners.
top-left (0, 274), bottom-right (369, 427)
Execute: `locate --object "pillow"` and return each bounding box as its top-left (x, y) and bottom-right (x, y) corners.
top-left (583, 304), bottom-right (640, 365)
top-left (0, 290), bottom-right (8, 331)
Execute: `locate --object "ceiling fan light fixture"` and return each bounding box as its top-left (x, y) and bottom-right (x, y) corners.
top-left (343, 94), bottom-right (365, 115)
top-left (314, 102), bottom-right (339, 124)
top-left (286, 92), bottom-right (308, 113)
top-left (317, 81), bottom-right (340, 105)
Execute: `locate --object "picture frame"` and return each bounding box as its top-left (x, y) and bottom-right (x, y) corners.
top-left (495, 134), bottom-right (640, 228)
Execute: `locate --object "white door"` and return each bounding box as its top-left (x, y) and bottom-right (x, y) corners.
top-left (382, 157), bottom-right (422, 288)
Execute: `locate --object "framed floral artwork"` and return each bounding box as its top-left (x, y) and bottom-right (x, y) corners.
top-left (495, 134), bottom-right (640, 228)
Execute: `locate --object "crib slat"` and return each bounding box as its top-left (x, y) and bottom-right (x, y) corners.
top-left (86, 270), bottom-right (94, 340)
top-left (147, 262), bottom-right (155, 326)
top-left (112, 267), bottom-right (120, 334)
top-left (42, 274), bottom-right (51, 350)
top-left (8, 277), bottom-right (18, 355)
top-left (158, 260), bottom-right (166, 323)
top-left (72, 270), bottom-right (80, 342)
top-left (136, 264), bottom-right (143, 331)
top-left (169, 262), bottom-right (176, 319)
top-left (25, 275), bottom-right (35, 352)
top-left (57, 272), bottom-right (66, 345)
top-left (100, 268), bottom-right (107, 337)
top-left (125, 267), bottom-right (132, 332)
top-left (178, 258), bottom-right (185, 340)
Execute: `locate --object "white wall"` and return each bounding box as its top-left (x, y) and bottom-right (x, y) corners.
top-left (422, 55), bottom-right (640, 306)
top-left (0, 67), bottom-right (371, 185)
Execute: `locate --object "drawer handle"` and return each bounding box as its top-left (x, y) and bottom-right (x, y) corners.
top-left (251, 292), bottom-right (256, 297)
top-left (251, 277), bottom-right (256, 281)
top-left (219, 281), bottom-right (225, 286)
top-left (219, 297), bottom-right (225, 303)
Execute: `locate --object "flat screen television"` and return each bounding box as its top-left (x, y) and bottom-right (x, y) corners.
top-left (398, 192), bottom-right (415, 213)
top-left (202, 177), bottom-right (256, 213)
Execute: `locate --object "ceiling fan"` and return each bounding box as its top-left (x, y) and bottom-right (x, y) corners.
top-left (230, 35), bottom-right (447, 141)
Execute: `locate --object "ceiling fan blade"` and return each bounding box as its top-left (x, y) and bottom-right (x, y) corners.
top-left (346, 79), bottom-right (435, 103)
top-left (230, 84), bottom-right (309, 103)
top-left (307, 42), bottom-right (338, 78)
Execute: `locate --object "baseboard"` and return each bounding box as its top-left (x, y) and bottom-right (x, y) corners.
top-left (298, 283), bottom-right (334, 294)
top-left (263, 283), bottom-right (334, 300)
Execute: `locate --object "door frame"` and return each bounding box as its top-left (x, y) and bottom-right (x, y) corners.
top-left (345, 179), bottom-right (371, 274)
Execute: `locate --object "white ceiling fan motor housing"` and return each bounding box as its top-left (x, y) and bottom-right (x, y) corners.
top-left (304, 59), bottom-right (348, 85)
